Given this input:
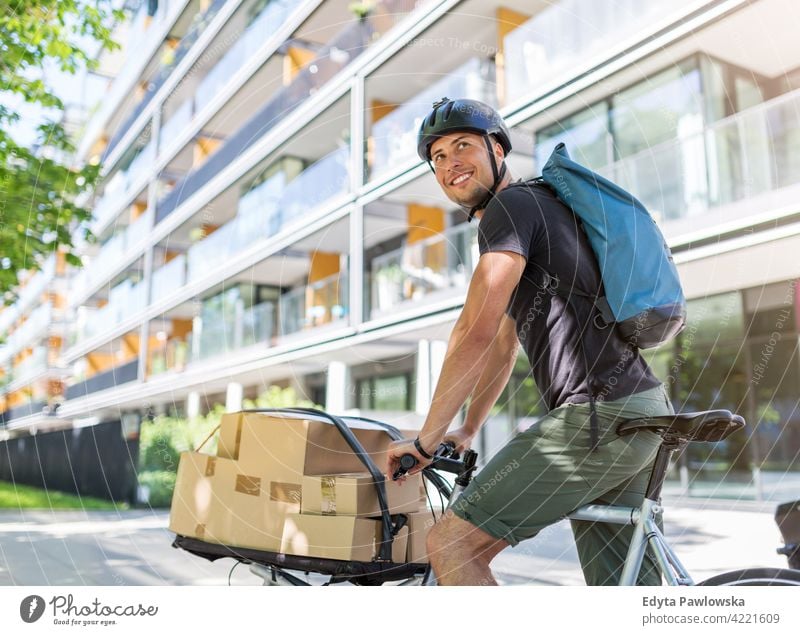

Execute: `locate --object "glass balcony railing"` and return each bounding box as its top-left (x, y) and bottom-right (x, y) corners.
top-left (155, 0), bottom-right (418, 225)
top-left (71, 209), bottom-right (153, 301)
top-left (65, 359), bottom-right (139, 400)
top-left (159, 98), bottom-right (193, 153)
top-left (72, 279), bottom-right (148, 347)
top-left (149, 338), bottom-right (189, 376)
top-left (186, 221), bottom-right (239, 284)
top-left (104, 0), bottom-right (228, 162)
top-left (504, 0), bottom-right (698, 105)
top-left (369, 222), bottom-right (478, 318)
top-left (9, 346), bottom-right (48, 387)
top-left (92, 141), bottom-right (155, 230)
top-left (370, 57), bottom-right (496, 179)
top-left (597, 86), bottom-right (800, 227)
top-left (194, 0), bottom-right (300, 115)
top-left (187, 300), bottom-right (276, 362)
top-left (279, 272), bottom-right (348, 337)
top-left (0, 303), bottom-right (52, 360)
top-left (186, 147), bottom-right (350, 284)
top-left (150, 254), bottom-right (187, 305)
top-left (274, 145), bottom-right (350, 229)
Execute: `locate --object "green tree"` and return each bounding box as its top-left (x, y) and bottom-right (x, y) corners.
top-left (0, 0), bottom-right (123, 304)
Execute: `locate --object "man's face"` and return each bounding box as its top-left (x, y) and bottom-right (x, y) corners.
top-left (429, 132), bottom-right (502, 208)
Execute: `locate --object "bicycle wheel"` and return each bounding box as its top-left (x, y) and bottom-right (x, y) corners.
top-left (698, 567), bottom-right (800, 586)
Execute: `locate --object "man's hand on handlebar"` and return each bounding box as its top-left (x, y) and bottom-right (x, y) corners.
top-left (386, 439), bottom-right (432, 482)
top-left (443, 427), bottom-right (475, 454)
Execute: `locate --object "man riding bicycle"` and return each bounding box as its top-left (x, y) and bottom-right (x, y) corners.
top-left (386, 97), bottom-right (674, 586)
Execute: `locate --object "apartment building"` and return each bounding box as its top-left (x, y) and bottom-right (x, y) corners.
top-left (1, 0), bottom-right (798, 500)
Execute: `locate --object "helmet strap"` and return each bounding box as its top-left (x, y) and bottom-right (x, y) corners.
top-left (467, 135), bottom-right (506, 222)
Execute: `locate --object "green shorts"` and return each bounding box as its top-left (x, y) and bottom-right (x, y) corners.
top-left (450, 383), bottom-right (674, 585)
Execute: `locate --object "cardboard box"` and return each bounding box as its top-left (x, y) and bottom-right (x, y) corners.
top-left (217, 412), bottom-right (244, 460)
top-left (168, 452), bottom-right (219, 541)
top-left (301, 472), bottom-right (422, 516)
top-left (281, 513), bottom-right (408, 562)
top-left (237, 412), bottom-right (413, 479)
top-left (169, 452), bottom-right (300, 552)
top-left (406, 510), bottom-right (437, 564)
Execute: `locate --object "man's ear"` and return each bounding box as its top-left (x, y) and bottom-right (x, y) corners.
top-left (493, 139), bottom-right (505, 163)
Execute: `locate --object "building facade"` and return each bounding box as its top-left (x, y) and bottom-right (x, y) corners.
top-left (1, 0), bottom-right (798, 500)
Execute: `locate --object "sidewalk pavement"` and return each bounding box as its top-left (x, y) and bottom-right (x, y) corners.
top-left (0, 497), bottom-right (790, 586)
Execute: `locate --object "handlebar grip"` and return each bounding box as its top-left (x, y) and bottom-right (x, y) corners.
top-left (392, 442), bottom-right (457, 480)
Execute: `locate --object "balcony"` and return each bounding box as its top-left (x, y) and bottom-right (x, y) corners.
top-left (185, 146), bottom-right (349, 284)
top-left (194, 0), bottom-right (300, 116)
top-left (369, 222), bottom-right (478, 319)
top-left (155, 0), bottom-right (417, 225)
top-left (369, 57), bottom-right (496, 180)
top-left (0, 302), bottom-right (52, 365)
top-left (279, 272), bottom-right (348, 337)
top-left (84, 0), bottom-right (190, 162)
top-left (187, 300), bottom-right (276, 362)
top-left (92, 142), bottom-right (155, 232)
top-left (0, 399), bottom-right (50, 426)
top-left (504, 0), bottom-right (698, 106)
top-left (0, 255), bottom-right (55, 335)
top-left (274, 145), bottom-right (350, 229)
top-left (103, 0), bottom-right (229, 162)
top-left (71, 279), bottom-right (148, 347)
top-left (151, 254), bottom-right (187, 305)
top-left (149, 338), bottom-right (189, 376)
top-left (159, 98), bottom-right (194, 153)
top-left (7, 346), bottom-right (49, 389)
top-left (71, 208), bottom-right (154, 304)
top-left (597, 86), bottom-right (800, 234)
top-left (65, 359), bottom-right (139, 400)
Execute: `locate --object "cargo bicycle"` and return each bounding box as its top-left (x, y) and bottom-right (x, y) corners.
top-left (172, 407), bottom-right (800, 586)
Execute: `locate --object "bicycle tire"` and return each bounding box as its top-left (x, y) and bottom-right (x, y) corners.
top-left (698, 567), bottom-right (800, 586)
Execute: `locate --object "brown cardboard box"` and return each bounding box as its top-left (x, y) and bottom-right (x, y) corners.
top-left (301, 472), bottom-right (422, 516)
top-left (169, 452), bottom-right (300, 551)
top-left (217, 412), bottom-right (244, 460)
top-left (406, 510), bottom-right (437, 564)
top-left (237, 412), bottom-right (414, 479)
top-left (168, 451), bottom-right (220, 542)
top-left (281, 513), bottom-right (409, 562)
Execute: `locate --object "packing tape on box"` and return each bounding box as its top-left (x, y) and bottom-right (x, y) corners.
top-left (235, 475), bottom-right (261, 497)
top-left (270, 482), bottom-right (301, 504)
top-left (321, 476), bottom-right (336, 515)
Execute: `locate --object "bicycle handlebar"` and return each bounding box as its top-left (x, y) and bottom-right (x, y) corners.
top-left (392, 441), bottom-right (460, 481)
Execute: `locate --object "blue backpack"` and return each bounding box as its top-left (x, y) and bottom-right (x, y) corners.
top-left (538, 142), bottom-right (687, 350)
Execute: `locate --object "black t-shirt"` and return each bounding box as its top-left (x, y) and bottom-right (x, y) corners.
top-left (476, 180), bottom-right (661, 411)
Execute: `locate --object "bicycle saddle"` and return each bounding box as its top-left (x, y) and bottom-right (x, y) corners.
top-left (616, 409), bottom-right (745, 443)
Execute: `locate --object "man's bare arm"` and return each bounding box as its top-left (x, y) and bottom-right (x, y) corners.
top-left (416, 250), bottom-right (525, 452)
top-left (461, 313), bottom-right (519, 437)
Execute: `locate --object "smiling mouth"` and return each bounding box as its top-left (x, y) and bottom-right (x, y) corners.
top-left (449, 171), bottom-right (473, 187)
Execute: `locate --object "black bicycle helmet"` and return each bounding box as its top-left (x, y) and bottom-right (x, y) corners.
top-left (417, 97), bottom-right (511, 162)
top-left (417, 97), bottom-right (512, 220)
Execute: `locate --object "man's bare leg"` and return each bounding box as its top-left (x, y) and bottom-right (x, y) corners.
top-left (427, 510), bottom-right (509, 585)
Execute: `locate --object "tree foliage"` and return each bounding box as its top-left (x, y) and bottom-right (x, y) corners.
top-left (0, 0), bottom-right (123, 304)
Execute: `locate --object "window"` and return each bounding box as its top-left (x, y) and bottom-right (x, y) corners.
top-left (535, 103), bottom-right (610, 171)
top-left (356, 374), bottom-right (412, 411)
top-left (610, 59), bottom-right (703, 160)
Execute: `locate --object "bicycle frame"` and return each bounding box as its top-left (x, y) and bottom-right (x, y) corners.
top-left (568, 498), bottom-right (694, 586)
